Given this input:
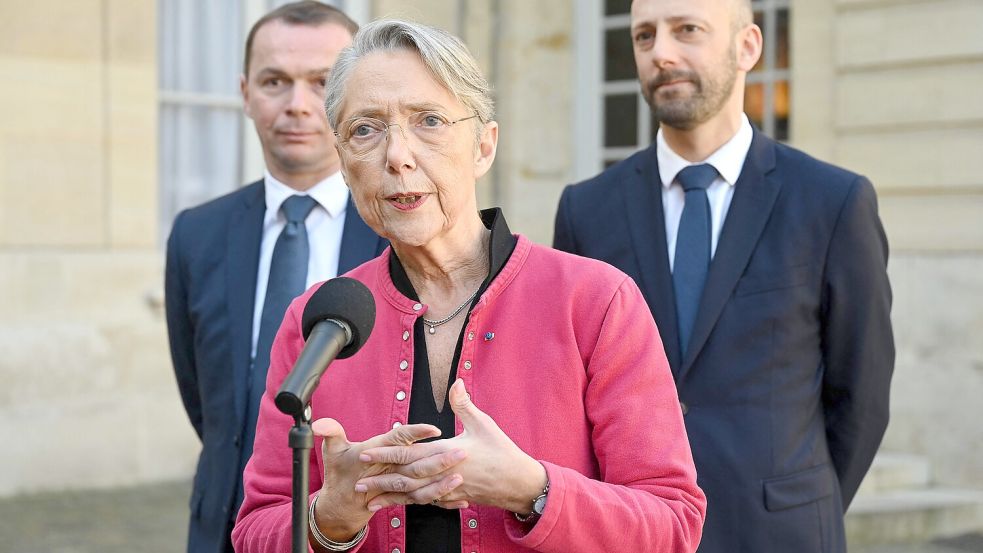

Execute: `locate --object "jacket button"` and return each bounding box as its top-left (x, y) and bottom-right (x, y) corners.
top-left (468, 518), bottom-right (478, 529)
top-left (233, 436), bottom-right (241, 447)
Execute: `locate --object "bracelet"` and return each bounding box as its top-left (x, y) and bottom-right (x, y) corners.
top-left (513, 509), bottom-right (537, 523)
top-left (309, 493), bottom-right (367, 551)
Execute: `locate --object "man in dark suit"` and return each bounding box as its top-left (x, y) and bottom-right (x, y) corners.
top-left (164, 4), bottom-right (386, 553)
top-left (554, 0), bottom-right (894, 550)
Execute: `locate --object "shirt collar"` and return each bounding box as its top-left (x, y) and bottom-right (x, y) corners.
top-left (655, 113), bottom-right (754, 189)
top-left (389, 208), bottom-right (517, 301)
top-left (263, 170), bottom-right (349, 218)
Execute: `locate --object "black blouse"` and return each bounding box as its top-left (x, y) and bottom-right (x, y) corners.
top-left (388, 209), bottom-right (516, 553)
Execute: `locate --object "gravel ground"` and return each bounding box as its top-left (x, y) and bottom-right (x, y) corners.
top-left (0, 480), bottom-right (190, 553)
top-left (0, 479), bottom-right (980, 553)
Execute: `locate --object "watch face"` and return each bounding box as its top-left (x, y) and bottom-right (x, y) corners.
top-left (533, 494), bottom-right (548, 515)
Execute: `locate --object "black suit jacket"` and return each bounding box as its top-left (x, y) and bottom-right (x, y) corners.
top-left (164, 180), bottom-right (387, 553)
top-left (554, 131), bottom-right (894, 553)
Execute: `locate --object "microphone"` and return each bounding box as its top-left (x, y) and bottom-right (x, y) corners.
top-left (275, 277), bottom-right (376, 417)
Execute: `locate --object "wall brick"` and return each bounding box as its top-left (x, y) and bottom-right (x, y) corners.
top-left (836, 61), bottom-right (983, 130)
top-left (879, 193), bottom-right (983, 252)
top-left (836, 0), bottom-right (983, 69)
top-left (835, 127), bottom-right (983, 191)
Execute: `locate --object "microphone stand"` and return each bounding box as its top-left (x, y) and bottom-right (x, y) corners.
top-left (289, 406), bottom-right (313, 553)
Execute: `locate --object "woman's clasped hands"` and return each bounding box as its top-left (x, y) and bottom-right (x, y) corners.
top-left (310, 379), bottom-right (548, 541)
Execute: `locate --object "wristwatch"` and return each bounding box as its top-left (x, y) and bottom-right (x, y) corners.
top-left (514, 479), bottom-right (550, 522)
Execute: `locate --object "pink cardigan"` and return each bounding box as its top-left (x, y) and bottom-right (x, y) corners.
top-left (233, 235), bottom-right (705, 553)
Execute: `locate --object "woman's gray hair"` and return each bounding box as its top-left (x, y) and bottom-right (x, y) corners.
top-left (324, 19), bottom-right (494, 132)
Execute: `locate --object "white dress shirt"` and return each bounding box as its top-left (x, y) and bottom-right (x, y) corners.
top-left (251, 171), bottom-right (350, 357)
top-left (658, 114), bottom-right (754, 271)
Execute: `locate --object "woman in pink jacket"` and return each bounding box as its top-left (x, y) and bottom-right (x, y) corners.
top-left (233, 18), bottom-right (705, 553)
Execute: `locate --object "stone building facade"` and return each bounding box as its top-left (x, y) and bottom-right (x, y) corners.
top-left (1, 0), bottom-right (980, 504)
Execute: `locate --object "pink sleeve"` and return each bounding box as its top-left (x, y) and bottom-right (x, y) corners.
top-left (230, 295), bottom-right (371, 553)
top-left (505, 278), bottom-right (706, 553)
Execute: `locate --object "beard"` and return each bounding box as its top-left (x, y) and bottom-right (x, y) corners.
top-left (641, 49), bottom-right (739, 131)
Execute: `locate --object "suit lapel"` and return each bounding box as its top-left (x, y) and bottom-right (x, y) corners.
top-left (338, 194), bottom-right (385, 274)
top-left (622, 145), bottom-right (683, 373)
top-left (678, 132), bottom-right (780, 379)
top-left (226, 181), bottom-right (265, 424)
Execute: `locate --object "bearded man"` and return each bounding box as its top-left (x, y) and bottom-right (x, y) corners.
top-left (553, 0), bottom-right (894, 551)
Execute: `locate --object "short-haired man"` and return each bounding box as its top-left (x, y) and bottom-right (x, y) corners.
top-left (165, 3), bottom-right (386, 552)
top-left (554, 0), bottom-right (894, 551)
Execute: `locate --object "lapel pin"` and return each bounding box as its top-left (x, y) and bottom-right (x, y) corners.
top-left (484, 332), bottom-right (495, 341)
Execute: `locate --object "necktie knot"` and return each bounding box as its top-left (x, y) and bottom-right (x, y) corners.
top-left (676, 164), bottom-right (718, 192)
top-left (281, 194), bottom-right (318, 224)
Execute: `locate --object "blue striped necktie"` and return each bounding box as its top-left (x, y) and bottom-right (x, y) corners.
top-left (672, 164), bottom-right (718, 357)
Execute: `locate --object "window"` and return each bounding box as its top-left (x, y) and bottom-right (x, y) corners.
top-left (583, 0), bottom-right (791, 171)
top-left (158, 1), bottom-right (245, 243)
top-left (747, 0), bottom-right (790, 141)
top-left (600, 2), bottom-right (647, 167)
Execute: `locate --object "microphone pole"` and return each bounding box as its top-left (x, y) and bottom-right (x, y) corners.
top-left (289, 409), bottom-right (313, 553)
top-left (272, 277), bottom-right (376, 553)
top-left (282, 319), bottom-right (351, 553)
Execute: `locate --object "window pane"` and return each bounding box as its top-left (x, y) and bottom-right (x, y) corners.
top-left (604, 0), bottom-right (632, 16)
top-left (744, 82), bottom-right (764, 131)
top-left (776, 8), bottom-right (789, 70)
top-left (159, 1), bottom-right (243, 94)
top-left (159, 104), bottom-right (243, 242)
top-left (775, 80), bottom-right (790, 141)
top-left (751, 11), bottom-right (765, 73)
top-left (605, 27), bottom-right (637, 81)
top-left (605, 94), bottom-right (638, 148)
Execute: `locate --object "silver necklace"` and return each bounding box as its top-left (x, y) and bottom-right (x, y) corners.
top-left (421, 288), bottom-right (480, 334)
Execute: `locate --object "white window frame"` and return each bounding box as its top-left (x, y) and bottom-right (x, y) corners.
top-left (573, 0), bottom-right (603, 181)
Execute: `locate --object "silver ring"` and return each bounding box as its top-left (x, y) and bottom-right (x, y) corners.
top-left (431, 498), bottom-right (441, 506)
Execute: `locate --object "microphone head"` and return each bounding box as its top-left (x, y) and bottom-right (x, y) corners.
top-left (301, 277), bottom-right (376, 359)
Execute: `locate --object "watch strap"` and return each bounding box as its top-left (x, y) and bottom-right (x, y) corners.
top-left (514, 477), bottom-right (550, 523)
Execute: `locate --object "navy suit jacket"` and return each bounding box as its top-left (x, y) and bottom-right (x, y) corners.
top-left (164, 180), bottom-right (387, 553)
top-left (554, 131), bottom-right (894, 553)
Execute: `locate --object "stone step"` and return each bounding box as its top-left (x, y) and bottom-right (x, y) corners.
top-left (847, 488), bottom-right (983, 548)
top-left (857, 452), bottom-right (932, 495)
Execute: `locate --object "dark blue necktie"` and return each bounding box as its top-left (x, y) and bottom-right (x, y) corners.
top-left (672, 164), bottom-right (718, 357)
top-left (238, 194), bottom-right (318, 506)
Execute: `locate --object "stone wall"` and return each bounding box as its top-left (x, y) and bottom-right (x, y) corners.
top-left (794, 0), bottom-right (983, 487)
top-left (885, 255), bottom-right (983, 488)
top-left (0, 0), bottom-right (199, 496)
top-left (0, 0), bottom-right (979, 499)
